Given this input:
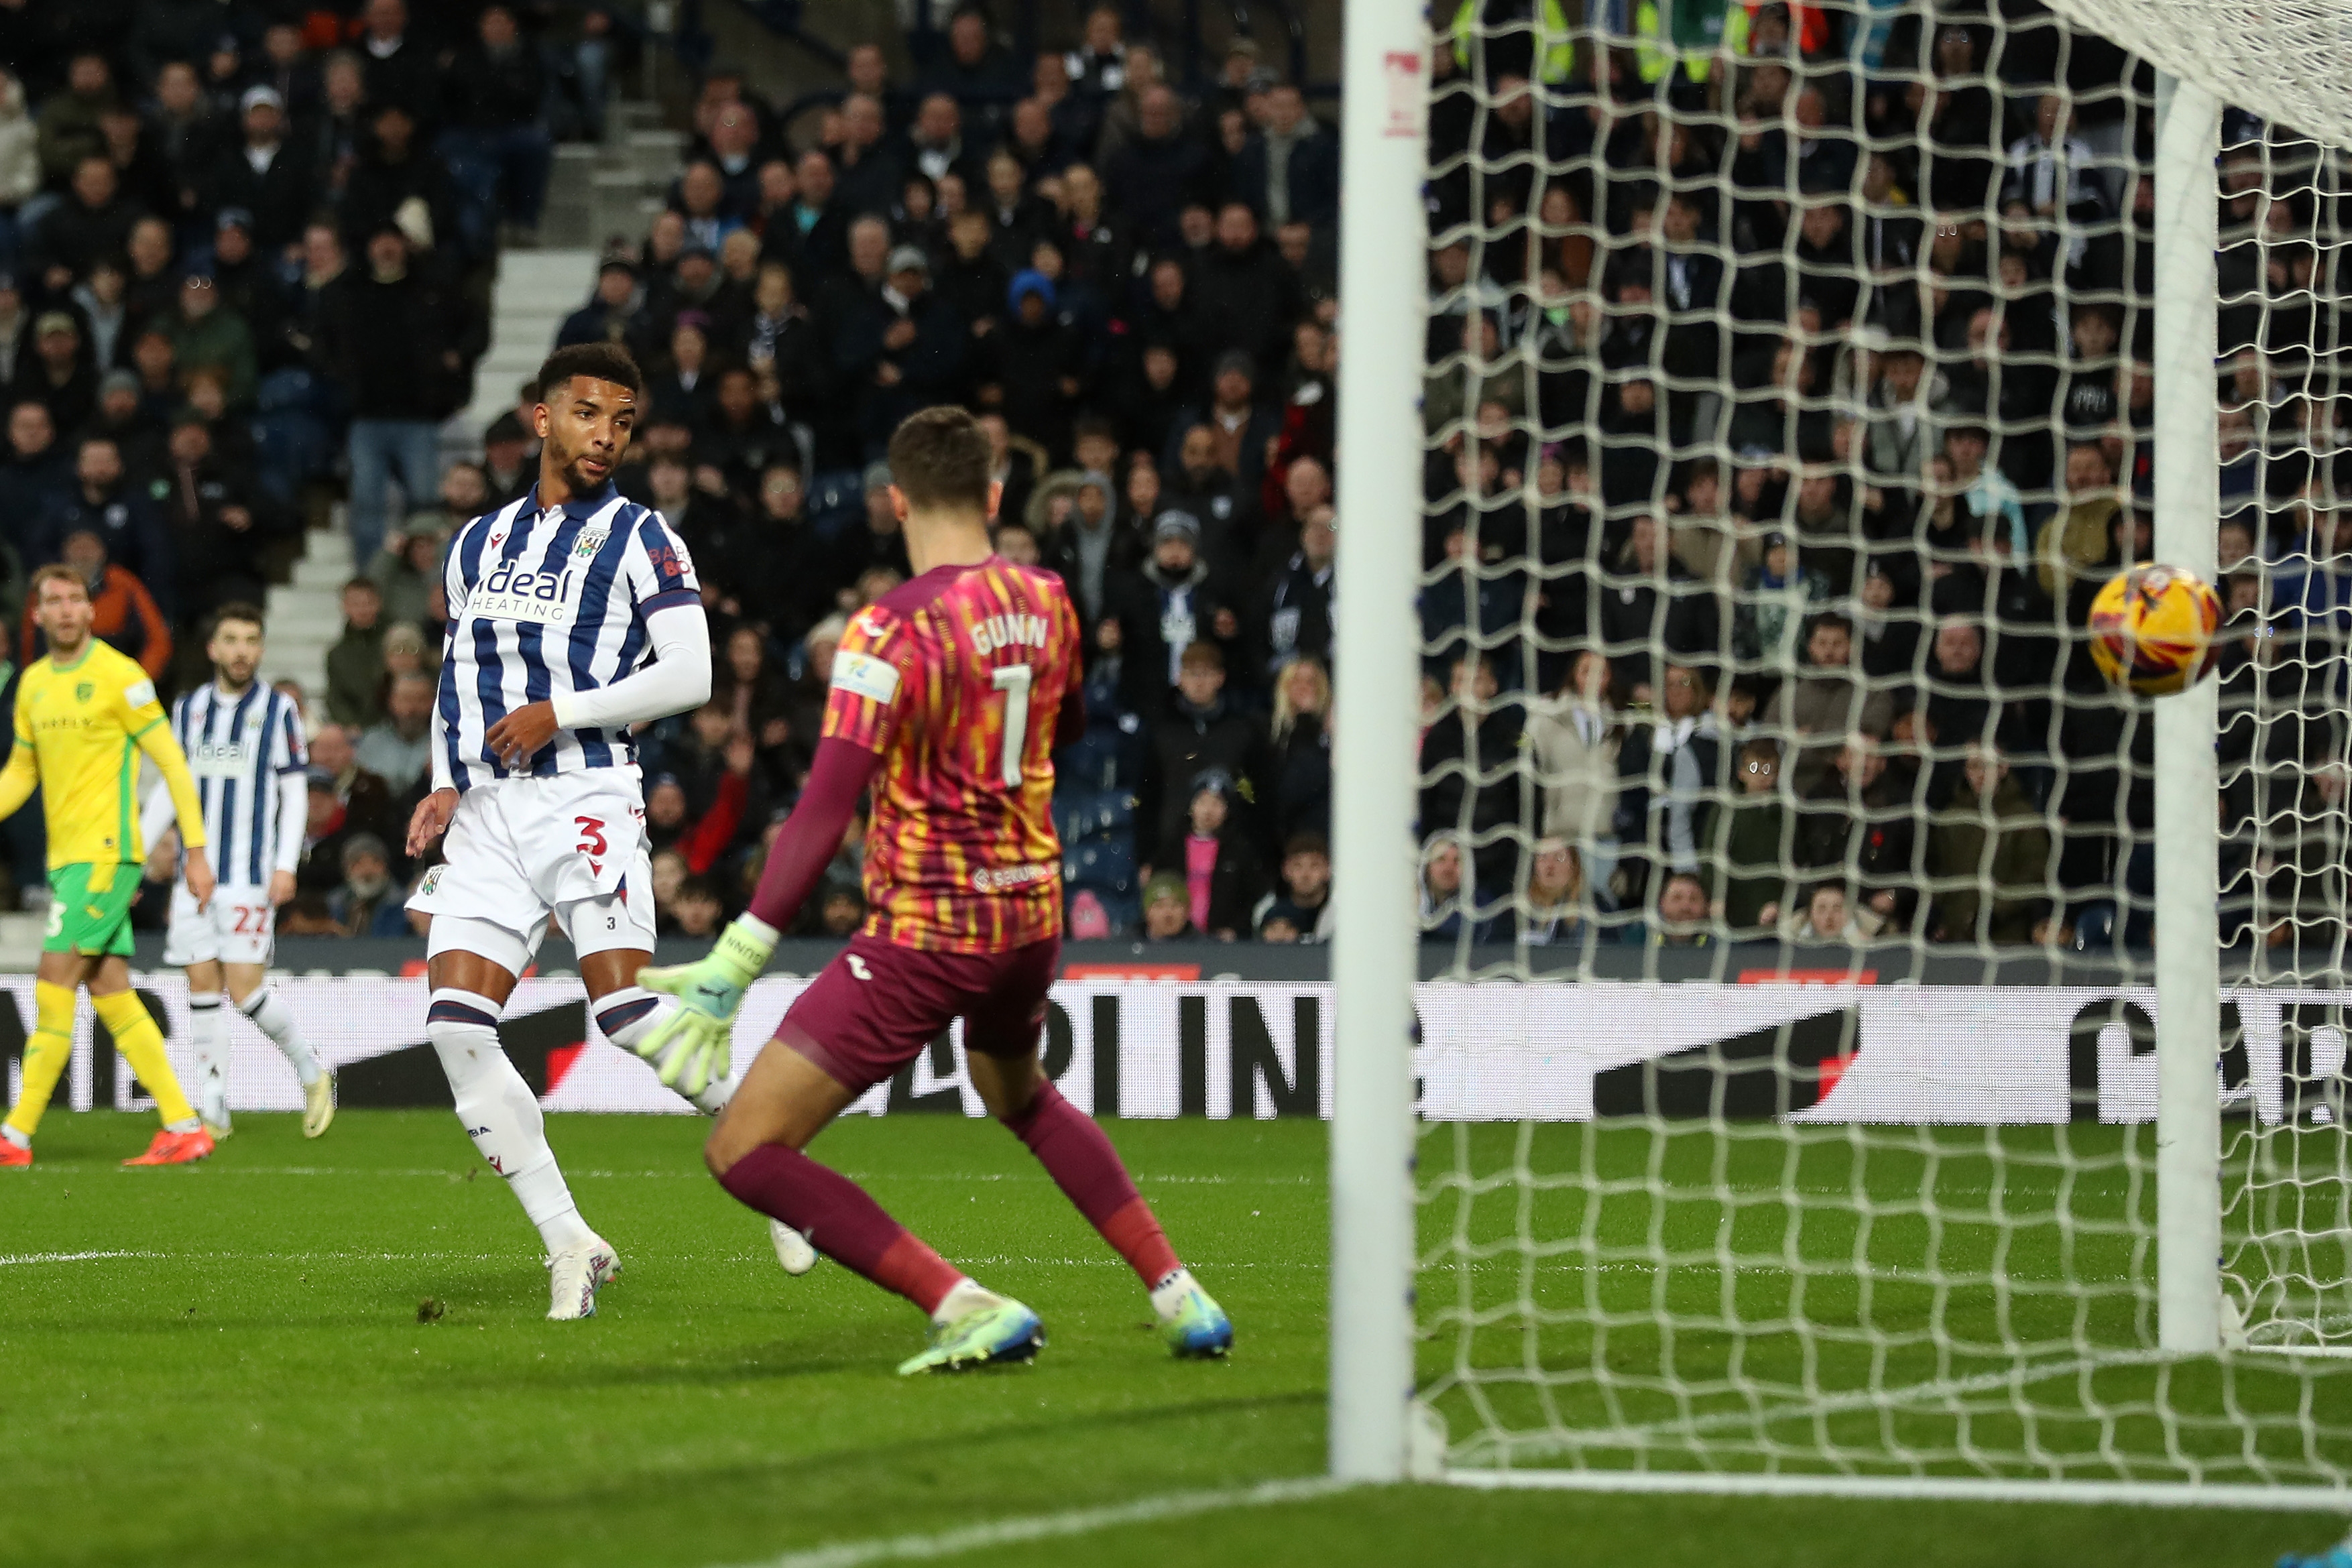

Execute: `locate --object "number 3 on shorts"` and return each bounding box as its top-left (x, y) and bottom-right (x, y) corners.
top-left (575, 817), bottom-right (608, 856)
top-left (44, 899), bottom-right (62, 940)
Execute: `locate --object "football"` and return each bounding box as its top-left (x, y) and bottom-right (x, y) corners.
top-left (2087, 564), bottom-right (2224, 696)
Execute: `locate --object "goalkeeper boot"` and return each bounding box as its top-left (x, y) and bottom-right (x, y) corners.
top-left (897, 1292), bottom-right (1046, 1375)
top-left (546, 1234), bottom-right (622, 1321)
top-left (1157, 1277), bottom-right (1234, 1360)
top-left (302, 1072), bottom-right (336, 1139)
top-left (771, 1218), bottom-right (817, 1276)
top-left (123, 1128), bottom-right (215, 1166)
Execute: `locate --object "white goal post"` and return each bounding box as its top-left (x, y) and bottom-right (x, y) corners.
top-left (1330, 0), bottom-right (2352, 1505)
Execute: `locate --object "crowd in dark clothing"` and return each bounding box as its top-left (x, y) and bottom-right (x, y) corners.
top-left (0, 0), bottom-right (615, 910)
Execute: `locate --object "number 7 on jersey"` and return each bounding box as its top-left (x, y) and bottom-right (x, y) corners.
top-left (990, 665), bottom-right (1032, 787)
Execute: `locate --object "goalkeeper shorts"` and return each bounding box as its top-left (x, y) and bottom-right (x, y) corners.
top-left (778, 932), bottom-right (1060, 1095)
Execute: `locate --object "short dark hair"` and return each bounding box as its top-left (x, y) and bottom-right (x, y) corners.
top-left (536, 342), bottom-right (643, 402)
top-left (885, 405), bottom-right (992, 512)
top-left (209, 601), bottom-right (266, 638)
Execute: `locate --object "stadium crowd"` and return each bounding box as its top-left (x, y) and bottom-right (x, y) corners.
top-left (0, 1), bottom-right (618, 930)
top-left (5, 1), bottom-right (2343, 951)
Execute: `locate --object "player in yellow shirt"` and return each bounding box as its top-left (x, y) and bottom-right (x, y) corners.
top-left (0, 564), bottom-right (217, 1167)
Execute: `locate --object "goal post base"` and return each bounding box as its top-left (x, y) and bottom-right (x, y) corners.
top-left (1436, 1467), bottom-right (2352, 1514)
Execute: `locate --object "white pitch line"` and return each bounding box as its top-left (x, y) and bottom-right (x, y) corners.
top-left (711, 1477), bottom-right (1352, 1568)
top-left (0, 1250), bottom-right (162, 1267)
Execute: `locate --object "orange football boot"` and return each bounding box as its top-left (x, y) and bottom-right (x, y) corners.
top-left (123, 1128), bottom-right (215, 1166)
top-left (0, 1138), bottom-right (29, 1168)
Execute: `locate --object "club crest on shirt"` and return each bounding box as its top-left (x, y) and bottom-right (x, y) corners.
top-left (571, 529), bottom-right (608, 558)
top-left (74, 682), bottom-right (93, 702)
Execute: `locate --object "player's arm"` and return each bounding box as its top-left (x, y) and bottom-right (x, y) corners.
top-left (0, 680), bottom-right (37, 822)
top-left (483, 516), bottom-right (712, 768)
top-left (129, 684), bottom-right (214, 907)
top-left (409, 568), bottom-right (467, 857)
top-left (272, 702), bottom-right (308, 904)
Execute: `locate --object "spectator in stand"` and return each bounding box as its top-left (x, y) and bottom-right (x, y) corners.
top-left (1256, 833), bottom-right (1335, 943)
top-left (0, 72), bottom-right (37, 267)
top-left (354, 0), bottom-right (438, 129)
top-left (11, 311), bottom-right (94, 434)
top-left (152, 412), bottom-right (279, 623)
top-left (1928, 744), bottom-right (2051, 945)
top-left (440, 5), bottom-right (551, 251)
top-left (1418, 833), bottom-right (1470, 941)
top-left (326, 577), bottom-right (386, 730)
top-left (1104, 85), bottom-right (1208, 250)
top-left (1138, 641), bottom-right (1267, 876)
top-left (1761, 613), bottom-right (1893, 797)
top-left (559, 258), bottom-right (640, 349)
top-left (1714, 735), bottom-right (1787, 934)
top-left (207, 86), bottom-right (312, 260)
top-left (1263, 503), bottom-right (1336, 680)
top-left (327, 832), bottom-right (407, 937)
top-left (1267, 656), bottom-right (1332, 847)
top-left (1140, 870), bottom-right (1197, 941)
top-left (31, 156), bottom-right (137, 296)
top-left (35, 434), bottom-right (172, 615)
top-left (1176, 776), bottom-right (1267, 941)
top-left (1525, 648), bottom-right (1622, 885)
top-left (355, 671), bottom-right (434, 794)
top-left (0, 398), bottom-right (70, 535)
top-left (1108, 511), bottom-right (1241, 719)
top-left (300, 723), bottom-right (399, 886)
top-left (21, 527), bottom-right (170, 679)
top-left (1484, 836), bottom-right (1586, 947)
top-left (321, 226), bottom-right (470, 569)
top-left (164, 268), bottom-right (257, 414)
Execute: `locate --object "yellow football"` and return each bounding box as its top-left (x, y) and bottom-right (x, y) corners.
top-left (2086, 564), bottom-right (2222, 696)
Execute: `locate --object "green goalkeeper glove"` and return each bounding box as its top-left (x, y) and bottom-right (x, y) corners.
top-left (634, 916), bottom-right (779, 1099)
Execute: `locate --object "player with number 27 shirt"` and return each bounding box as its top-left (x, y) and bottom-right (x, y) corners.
top-left (638, 406), bottom-right (1231, 1373)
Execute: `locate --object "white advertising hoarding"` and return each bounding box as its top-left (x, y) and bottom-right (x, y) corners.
top-left (7, 974), bottom-right (2345, 1124)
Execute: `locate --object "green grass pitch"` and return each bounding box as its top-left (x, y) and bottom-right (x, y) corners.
top-left (2, 1110), bottom-right (2345, 1567)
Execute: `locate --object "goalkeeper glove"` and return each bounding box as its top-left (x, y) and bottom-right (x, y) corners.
top-left (634, 915), bottom-right (779, 1099)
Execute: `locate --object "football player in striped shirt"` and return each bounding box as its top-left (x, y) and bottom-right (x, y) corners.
top-left (640, 407), bottom-right (1230, 1372)
top-left (404, 343), bottom-right (712, 1321)
top-left (140, 604), bottom-right (330, 1139)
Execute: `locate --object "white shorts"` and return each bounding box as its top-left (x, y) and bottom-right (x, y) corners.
top-left (162, 883), bottom-right (277, 968)
top-left (408, 768), bottom-right (656, 971)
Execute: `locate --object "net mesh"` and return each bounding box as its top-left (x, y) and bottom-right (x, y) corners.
top-left (1407, 0), bottom-right (2352, 1489)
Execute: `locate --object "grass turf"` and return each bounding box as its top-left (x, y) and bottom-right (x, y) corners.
top-left (0, 1110), bottom-right (2343, 1568)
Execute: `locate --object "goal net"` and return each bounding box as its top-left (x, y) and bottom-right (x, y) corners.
top-left (1367, 0), bottom-right (2352, 1500)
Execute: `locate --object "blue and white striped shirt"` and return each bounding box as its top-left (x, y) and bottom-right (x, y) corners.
top-left (144, 682), bottom-right (308, 886)
top-left (437, 481), bottom-right (701, 790)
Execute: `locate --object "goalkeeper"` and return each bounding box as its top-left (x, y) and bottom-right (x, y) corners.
top-left (1, 566), bottom-right (218, 1168)
top-left (631, 407), bottom-right (1228, 1372)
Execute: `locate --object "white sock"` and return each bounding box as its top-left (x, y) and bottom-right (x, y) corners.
top-left (2, 1124), bottom-right (27, 1149)
top-left (427, 988), bottom-right (593, 1254)
top-left (931, 1276), bottom-right (1000, 1325)
top-left (240, 987), bottom-right (321, 1087)
top-left (188, 991), bottom-right (227, 1121)
top-left (1149, 1267), bottom-right (1199, 1321)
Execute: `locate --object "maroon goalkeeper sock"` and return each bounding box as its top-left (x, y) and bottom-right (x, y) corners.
top-left (1001, 1082), bottom-right (1183, 1288)
top-left (717, 1144), bottom-right (962, 1313)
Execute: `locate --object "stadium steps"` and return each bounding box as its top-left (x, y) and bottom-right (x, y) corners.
top-left (259, 519), bottom-right (353, 701)
top-left (459, 249), bottom-right (602, 438)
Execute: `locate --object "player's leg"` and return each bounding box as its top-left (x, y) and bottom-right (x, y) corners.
top-left (424, 926), bottom-right (618, 1318)
top-left (223, 955), bottom-right (331, 1138)
top-left (1, 945), bottom-right (99, 1165)
top-left (705, 943), bottom-right (1043, 1371)
top-left (568, 876), bottom-right (730, 1113)
top-left (184, 957), bottom-right (231, 1138)
top-left (963, 944), bottom-right (1231, 1358)
top-left (92, 951), bottom-right (215, 1166)
top-left (170, 878), bottom-right (237, 1136)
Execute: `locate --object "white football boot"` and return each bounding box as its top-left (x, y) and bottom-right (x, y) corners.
top-left (546, 1235), bottom-right (623, 1319)
top-left (770, 1219), bottom-right (817, 1276)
